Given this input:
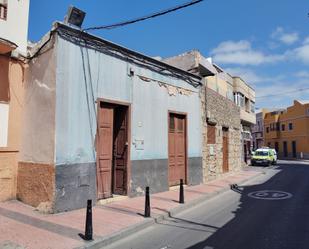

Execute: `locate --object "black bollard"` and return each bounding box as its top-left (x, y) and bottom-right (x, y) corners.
top-left (179, 179), bottom-right (185, 204)
top-left (84, 199), bottom-right (93, 241)
top-left (144, 186), bottom-right (151, 217)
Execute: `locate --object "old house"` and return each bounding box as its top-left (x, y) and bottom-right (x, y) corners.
top-left (17, 23), bottom-right (204, 212)
top-left (164, 50), bottom-right (242, 182)
top-left (0, 0), bottom-right (29, 201)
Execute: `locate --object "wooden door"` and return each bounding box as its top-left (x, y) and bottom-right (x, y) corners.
top-left (113, 107), bottom-right (128, 195)
top-left (97, 103), bottom-right (114, 199)
top-left (168, 114), bottom-right (186, 186)
top-left (222, 129), bottom-right (229, 173)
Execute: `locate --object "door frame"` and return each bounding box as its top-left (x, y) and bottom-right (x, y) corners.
top-left (167, 110), bottom-right (188, 186)
top-left (96, 98), bottom-right (131, 197)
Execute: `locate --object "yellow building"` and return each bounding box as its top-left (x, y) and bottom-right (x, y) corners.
top-left (264, 100), bottom-right (309, 159)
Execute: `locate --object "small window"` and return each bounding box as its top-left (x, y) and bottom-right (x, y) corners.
top-left (266, 127), bottom-right (269, 133)
top-left (289, 123), bottom-right (293, 130)
top-left (0, 0), bottom-right (7, 20)
top-left (207, 124), bottom-right (216, 144)
top-left (276, 123), bottom-right (280, 131)
top-left (282, 124), bottom-right (285, 131)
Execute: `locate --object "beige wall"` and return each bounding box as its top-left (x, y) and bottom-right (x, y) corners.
top-left (0, 56), bottom-right (25, 201)
top-left (17, 43), bottom-right (57, 208)
top-left (20, 48), bottom-right (56, 164)
top-left (206, 74), bottom-right (234, 101)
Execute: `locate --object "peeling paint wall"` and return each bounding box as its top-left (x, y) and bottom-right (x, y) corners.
top-left (55, 37), bottom-right (202, 165)
top-left (53, 34), bottom-right (202, 210)
top-left (17, 43), bottom-right (57, 208)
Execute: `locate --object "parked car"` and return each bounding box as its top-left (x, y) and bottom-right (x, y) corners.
top-left (251, 148), bottom-right (277, 166)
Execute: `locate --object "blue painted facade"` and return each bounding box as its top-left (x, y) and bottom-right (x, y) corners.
top-left (51, 24), bottom-right (203, 211)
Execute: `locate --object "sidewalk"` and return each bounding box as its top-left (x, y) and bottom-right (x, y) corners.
top-left (0, 168), bottom-right (263, 249)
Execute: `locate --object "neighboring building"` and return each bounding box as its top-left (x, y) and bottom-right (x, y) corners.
top-left (164, 50), bottom-right (242, 182)
top-left (17, 23), bottom-right (204, 213)
top-left (252, 109), bottom-right (268, 150)
top-left (233, 77), bottom-right (256, 164)
top-left (252, 108), bottom-right (284, 150)
top-left (264, 100), bottom-right (309, 159)
top-left (0, 0), bottom-right (29, 201)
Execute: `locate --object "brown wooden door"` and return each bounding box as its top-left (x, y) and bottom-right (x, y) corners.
top-left (97, 103), bottom-right (114, 199)
top-left (168, 114), bottom-right (186, 186)
top-left (222, 129), bottom-right (229, 173)
top-left (113, 107), bottom-right (128, 195)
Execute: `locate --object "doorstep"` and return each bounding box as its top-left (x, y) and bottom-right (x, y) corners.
top-left (97, 195), bottom-right (129, 205)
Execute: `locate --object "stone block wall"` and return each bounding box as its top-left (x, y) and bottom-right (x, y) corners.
top-left (202, 87), bottom-right (242, 182)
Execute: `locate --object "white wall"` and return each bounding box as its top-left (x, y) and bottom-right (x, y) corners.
top-left (0, 0), bottom-right (30, 53)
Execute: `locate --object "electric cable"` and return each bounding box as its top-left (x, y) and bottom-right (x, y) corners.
top-left (83, 0), bottom-right (204, 31)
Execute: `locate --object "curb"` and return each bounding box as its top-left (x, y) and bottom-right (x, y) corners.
top-left (76, 170), bottom-right (264, 249)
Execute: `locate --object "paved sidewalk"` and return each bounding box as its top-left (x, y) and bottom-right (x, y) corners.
top-left (0, 168), bottom-right (262, 249)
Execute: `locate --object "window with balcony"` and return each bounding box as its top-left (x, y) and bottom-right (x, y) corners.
top-left (0, 0), bottom-right (7, 20)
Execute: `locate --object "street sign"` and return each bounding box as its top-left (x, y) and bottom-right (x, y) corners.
top-left (248, 190), bottom-right (292, 200)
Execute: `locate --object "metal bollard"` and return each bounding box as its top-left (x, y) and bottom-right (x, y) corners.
top-left (84, 199), bottom-right (93, 241)
top-left (179, 179), bottom-right (185, 204)
top-left (144, 186), bottom-right (151, 217)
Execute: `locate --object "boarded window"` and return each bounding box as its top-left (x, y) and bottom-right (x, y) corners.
top-left (207, 124), bottom-right (216, 144)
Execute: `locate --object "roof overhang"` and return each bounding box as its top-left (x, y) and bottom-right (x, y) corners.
top-left (0, 38), bottom-right (18, 54)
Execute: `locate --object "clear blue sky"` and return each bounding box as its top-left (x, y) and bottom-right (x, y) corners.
top-left (29, 0), bottom-right (309, 109)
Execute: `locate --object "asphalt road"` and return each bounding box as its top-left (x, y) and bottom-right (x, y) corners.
top-left (104, 160), bottom-right (309, 249)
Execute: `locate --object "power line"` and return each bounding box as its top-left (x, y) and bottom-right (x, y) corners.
top-left (256, 87), bottom-right (309, 99)
top-left (83, 0), bottom-right (204, 31)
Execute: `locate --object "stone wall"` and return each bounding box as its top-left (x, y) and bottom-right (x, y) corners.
top-left (202, 87), bottom-right (242, 182)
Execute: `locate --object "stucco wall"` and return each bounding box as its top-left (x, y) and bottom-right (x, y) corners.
top-left (17, 43), bottom-right (57, 209)
top-left (53, 34), bottom-right (202, 210)
top-left (0, 57), bottom-right (25, 201)
top-left (55, 36), bottom-right (202, 165)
